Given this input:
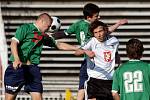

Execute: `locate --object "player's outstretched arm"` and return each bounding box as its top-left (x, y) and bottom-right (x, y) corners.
top-left (74, 49), bottom-right (95, 58)
top-left (74, 49), bottom-right (85, 56)
top-left (108, 19), bottom-right (128, 33)
top-left (56, 42), bottom-right (78, 51)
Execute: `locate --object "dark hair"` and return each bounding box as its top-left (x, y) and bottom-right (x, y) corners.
top-left (90, 20), bottom-right (108, 35)
top-left (126, 38), bottom-right (144, 59)
top-left (83, 3), bottom-right (100, 19)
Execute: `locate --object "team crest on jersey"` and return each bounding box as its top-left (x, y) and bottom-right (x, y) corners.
top-left (104, 51), bottom-right (111, 62)
top-left (32, 31), bottom-right (43, 45)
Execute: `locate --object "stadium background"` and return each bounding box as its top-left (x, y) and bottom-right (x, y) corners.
top-left (1, 0), bottom-right (150, 99)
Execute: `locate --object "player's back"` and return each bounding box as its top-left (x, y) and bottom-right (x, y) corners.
top-left (117, 60), bottom-right (150, 100)
top-left (65, 19), bottom-right (92, 45)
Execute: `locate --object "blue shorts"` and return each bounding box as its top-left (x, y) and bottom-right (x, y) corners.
top-left (79, 59), bottom-right (88, 89)
top-left (4, 64), bottom-right (43, 94)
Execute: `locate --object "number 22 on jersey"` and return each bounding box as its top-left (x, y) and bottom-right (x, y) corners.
top-left (123, 70), bottom-right (143, 93)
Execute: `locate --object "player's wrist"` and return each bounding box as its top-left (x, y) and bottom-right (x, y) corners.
top-left (14, 56), bottom-right (20, 61)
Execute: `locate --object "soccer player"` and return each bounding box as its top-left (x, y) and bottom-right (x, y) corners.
top-left (112, 38), bottom-right (150, 100)
top-left (4, 13), bottom-right (78, 100)
top-left (52, 3), bottom-right (127, 100)
top-left (75, 20), bottom-right (120, 100)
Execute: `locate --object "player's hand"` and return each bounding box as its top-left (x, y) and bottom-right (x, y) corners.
top-left (84, 50), bottom-right (95, 58)
top-left (74, 49), bottom-right (85, 56)
top-left (13, 59), bottom-right (22, 70)
top-left (117, 19), bottom-right (128, 25)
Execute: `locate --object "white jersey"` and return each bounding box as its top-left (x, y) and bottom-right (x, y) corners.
top-left (81, 36), bottom-right (119, 80)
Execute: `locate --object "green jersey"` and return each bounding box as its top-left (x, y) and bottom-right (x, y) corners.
top-left (65, 19), bottom-right (92, 45)
top-left (10, 23), bottom-right (56, 64)
top-left (112, 60), bottom-right (150, 100)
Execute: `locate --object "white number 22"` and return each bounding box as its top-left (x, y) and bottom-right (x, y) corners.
top-left (123, 71), bottom-right (143, 93)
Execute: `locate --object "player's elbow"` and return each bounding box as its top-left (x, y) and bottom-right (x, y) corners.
top-left (112, 92), bottom-right (116, 97)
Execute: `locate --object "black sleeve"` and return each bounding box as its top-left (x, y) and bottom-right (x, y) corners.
top-left (43, 35), bottom-right (57, 48)
top-left (51, 31), bottom-right (69, 39)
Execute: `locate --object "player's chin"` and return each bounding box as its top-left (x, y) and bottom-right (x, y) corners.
top-left (98, 38), bottom-right (104, 42)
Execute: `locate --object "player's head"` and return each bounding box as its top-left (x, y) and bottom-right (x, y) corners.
top-left (35, 13), bottom-right (52, 32)
top-left (126, 38), bottom-right (144, 60)
top-left (90, 20), bottom-right (108, 42)
top-left (83, 3), bottom-right (100, 23)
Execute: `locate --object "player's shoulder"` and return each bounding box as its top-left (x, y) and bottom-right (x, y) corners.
top-left (20, 23), bottom-right (32, 27)
top-left (105, 35), bottom-right (119, 45)
top-left (74, 19), bottom-right (89, 25)
top-left (18, 23), bottom-right (37, 34)
top-left (89, 37), bottom-right (96, 42)
top-left (141, 61), bottom-right (150, 69)
top-left (107, 35), bottom-right (118, 41)
top-left (120, 60), bottom-right (149, 69)
top-left (19, 23), bottom-right (34, 30)
top-left (87, 37), bottom-right (98, 45)
top-left (81, 37), bottom-right (93, 46)
top-left (135, 60), bottom-right (149, 66)
top-left (116, 61), bottom-right (131, 70)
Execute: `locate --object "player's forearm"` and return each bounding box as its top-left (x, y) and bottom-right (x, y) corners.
top-left (74, 49), bottom-right (95, 58)
top-left (74, 49), bottom-right (85, 56)
top-left (108, 23), bottom-right (120, 33)
top-left (10, 40), bottom-right (20, 61)
top-left (112, 92), bottom-right (120, 100)
top-left (56, 42), bottom-right (78, 51)
top-left (108, 19), bottom-right (128, 34)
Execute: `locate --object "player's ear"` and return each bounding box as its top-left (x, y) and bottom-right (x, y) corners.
top-left (87, 16), bottom-right (91, 20)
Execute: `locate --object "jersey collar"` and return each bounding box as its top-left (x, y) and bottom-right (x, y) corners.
top-left (33, 23), bottom-right (40, 31)
top-left (84, 19), bottom-right (90, 23)
top-left (129, 59), bottom-right (140, 61)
